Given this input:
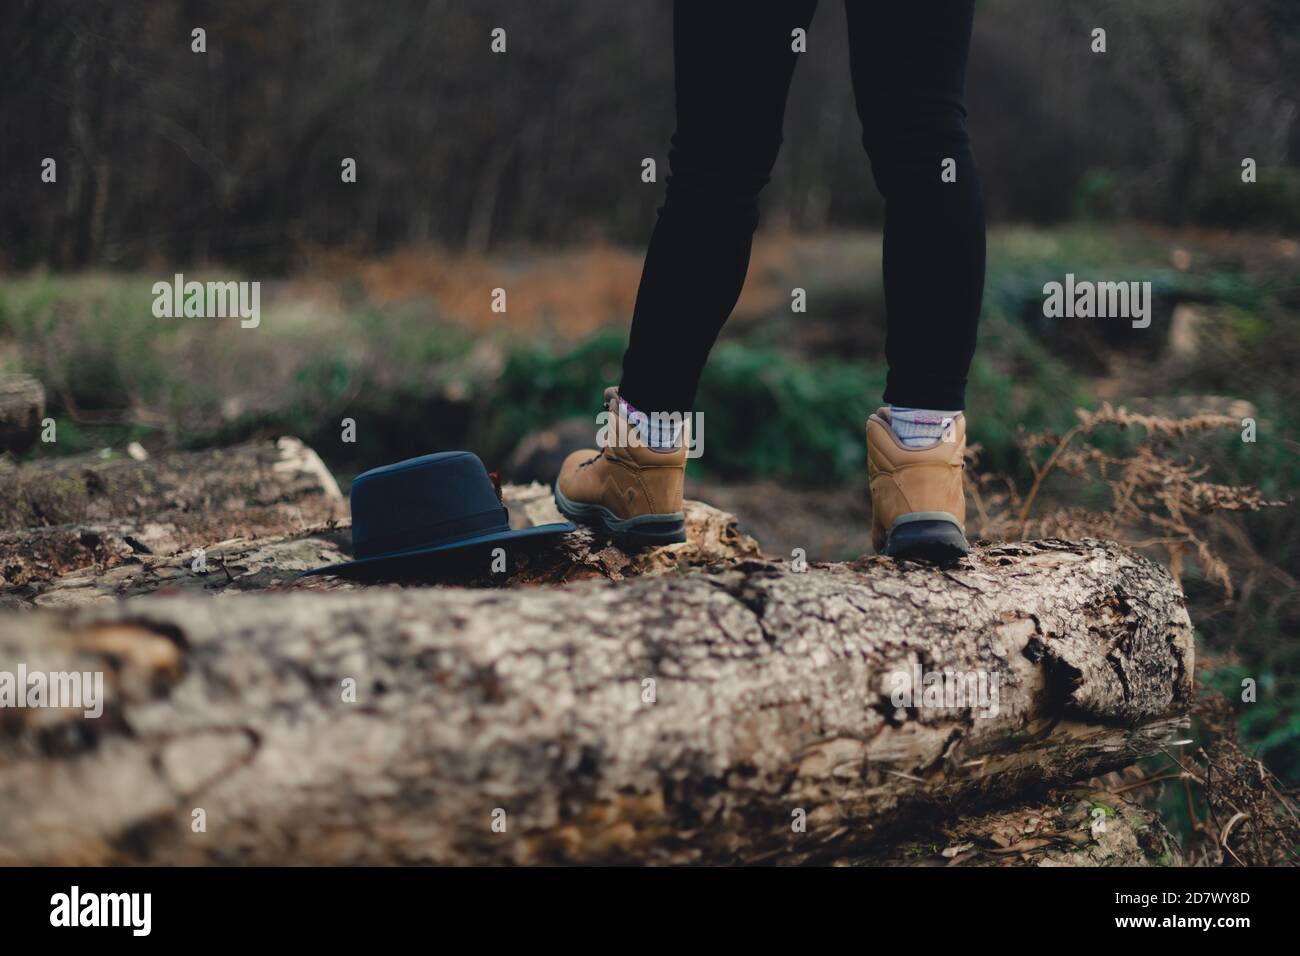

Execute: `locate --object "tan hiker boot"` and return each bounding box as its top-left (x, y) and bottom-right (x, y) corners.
top-left (554, 387), bottom-right (687, 548)
top-left (867, 407), bottom-right (969, 560)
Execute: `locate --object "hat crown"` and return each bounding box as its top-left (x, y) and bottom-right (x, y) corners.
top-left (349, 452), bottom-right (507, 559)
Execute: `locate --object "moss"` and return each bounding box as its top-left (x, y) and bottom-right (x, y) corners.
top-left (1087, 799), bottom-right (1118, 818)
top-left (898, 842), bottom-right (939, 858)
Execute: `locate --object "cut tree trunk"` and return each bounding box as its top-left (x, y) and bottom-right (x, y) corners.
top-left (2, 485), bottom-right (761, 609)
top-left (1, 436), bottom-right (344, 531)
top-left (0, 374), bottom-right (45, 454)
top-left (0, 535), bottom-right (1192, 864)
top-left (0, 438), bottom-right (346, 587)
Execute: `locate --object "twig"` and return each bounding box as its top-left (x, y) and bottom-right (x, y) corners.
top-left (1112, 772), bottom-right (1187, 794)
top-left (1220, 812), bottom-right (1249, 867)
top-left (1017, 424), bottom-right (1085, 536)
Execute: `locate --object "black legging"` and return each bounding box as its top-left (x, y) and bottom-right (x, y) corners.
top-left (619, 0), bottom-right (985, 414)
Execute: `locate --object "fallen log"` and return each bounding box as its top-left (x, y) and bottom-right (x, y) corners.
top-left (0, 537), bottom-right (1192, 865)
top-left (1, 436), bottom-right (344, 531)
top-left (0, 438), bottom-right (346, 587)
top-left (0, 374), bottom-right (45, 454)
top-left (2, 486), bottom-right (761, 609)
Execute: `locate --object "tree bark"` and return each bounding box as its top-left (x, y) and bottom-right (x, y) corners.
top-left (0, 536), bottom-right (1192, 865)
top-left (2, 484), bottom-right (762, 609)
top-left (0, 438), bottom-right (346, 588)
top-left (0, 374), bottom-right (45, 454)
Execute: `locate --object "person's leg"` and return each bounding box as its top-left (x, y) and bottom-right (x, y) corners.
top-left (559, 1), bottom-right (816, 547)
top-left (844, 0), bottom-right (985, 412)
top-left (618, 0), bottom-right (819, 418)
top-left (847, 0), bottom-right (983, 559)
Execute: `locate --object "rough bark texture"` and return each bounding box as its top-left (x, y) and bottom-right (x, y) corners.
top-left (0, 438), bottom-right (346, 588)
top-left (0, 374), bottom-right (45, 454)
top-left (0, 438), bottom-right (1194, 864)
top-left (1, 436), bottom-right (344, 531)
top-left (2, 484), bottom-right (761, 609)
top-left (0, 536), bottom-right (1192, 864)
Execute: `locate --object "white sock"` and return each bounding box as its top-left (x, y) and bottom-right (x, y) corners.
top-left (890, 406), bottom-right (959, 448)
top-left (619, 396), bottom-right (682, 451)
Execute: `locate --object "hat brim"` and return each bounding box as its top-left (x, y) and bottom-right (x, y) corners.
top-left (301, 521), bottom-right (577, 577)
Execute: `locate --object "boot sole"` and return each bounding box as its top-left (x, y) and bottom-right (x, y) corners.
top-left (881, 512), bottom-right (970, 561)
top-left (553, 487), bottom-right (686, 549)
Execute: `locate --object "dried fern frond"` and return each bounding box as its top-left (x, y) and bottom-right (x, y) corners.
top-left (1074, 402), bottom-right (1240, 438)
top-left (975, 405), bottom-right (1289, 600)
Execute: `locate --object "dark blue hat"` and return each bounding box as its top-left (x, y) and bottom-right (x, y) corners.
top-left (304, 451), bottom-right (574, 575)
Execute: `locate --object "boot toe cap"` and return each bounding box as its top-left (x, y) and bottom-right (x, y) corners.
top-left (556, 448), bottom-right (601, 492)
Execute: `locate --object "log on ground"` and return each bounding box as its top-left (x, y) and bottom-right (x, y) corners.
top-left (0, 538), bottom-right (1192, 864)
top-left (0, 438), bottom-right (345, 587)
top-left (2, 486), bottom-right (762, 609)
top-left (0, 374), bottom-right (45, 454)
